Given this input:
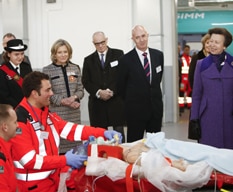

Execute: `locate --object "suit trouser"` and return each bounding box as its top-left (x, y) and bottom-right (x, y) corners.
top-left (113, 126), bottom-right (125, 143)
top-left (101, 125), bottom-right (125, 143)
top-left (126, 117), bottom-right (162, 142)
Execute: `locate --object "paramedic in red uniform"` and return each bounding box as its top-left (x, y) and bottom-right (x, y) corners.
top-left (179, 45), bottom-right (192, 111)
top-left (0, 104), bottom-right (18, 192)
top-left (10, 71), bottom-right (121, 192)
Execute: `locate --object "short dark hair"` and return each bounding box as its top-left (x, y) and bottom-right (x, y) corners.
top-left (0, 104), bottom-right (13, 123)
top-left (22, 71), bottom-right (50, 98)
top-left (183, 45), bottom-right (190, 50)
top-left (208, 28), bottom-right (232, 47)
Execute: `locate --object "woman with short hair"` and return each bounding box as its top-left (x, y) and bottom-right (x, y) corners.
top-left (190, 28), bottom-right (233, 148)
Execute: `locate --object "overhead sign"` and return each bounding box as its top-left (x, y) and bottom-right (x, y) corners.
top-left (178, 11), bottom-right (233, 34)
top-left (178, 11), bottom-right (233, 54)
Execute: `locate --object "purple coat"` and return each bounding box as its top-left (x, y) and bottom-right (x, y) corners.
top-left (191, 52), bottom-right (233, 149)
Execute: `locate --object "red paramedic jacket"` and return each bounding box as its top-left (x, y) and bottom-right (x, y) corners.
top-left (10, 97), bottom-right (105, 192)
top-left (0, 138), bottom-right (17, 192)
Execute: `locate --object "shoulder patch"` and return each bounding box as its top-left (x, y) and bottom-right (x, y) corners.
top-left (15, 106), bottom-right (32, 123)
top-left (0, 152), bottom-right (6, 162)
top-left (0, 166), bottom-right (4, 173)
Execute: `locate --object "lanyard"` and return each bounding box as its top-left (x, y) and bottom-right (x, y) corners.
top-left (26, 101), bottom-right (45, 130)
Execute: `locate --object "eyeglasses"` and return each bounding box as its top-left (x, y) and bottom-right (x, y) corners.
top-left (93, 41), bottom-right (106, 46)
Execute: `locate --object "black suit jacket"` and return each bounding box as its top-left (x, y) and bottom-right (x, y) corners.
top-left (117, 48), bottom-right (164, 121)
top-left (188, 50), bottom-right (206, 89)
top-left (82, 47), bottom-right (125, 127)
top-left (0, 62), bottom-right (32, 108)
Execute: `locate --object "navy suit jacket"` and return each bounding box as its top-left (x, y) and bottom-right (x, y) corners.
top-left (117, 48), bottom-right (164, 120)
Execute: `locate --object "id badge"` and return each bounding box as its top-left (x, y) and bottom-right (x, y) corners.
top-left (40, 131), bottom-right (49, 139)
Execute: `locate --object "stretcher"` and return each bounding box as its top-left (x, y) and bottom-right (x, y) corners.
top-left (74, 144), bottom-right (160, 192)
top-left (74, 167), bottom-right (160, 192)
top-left (73, 169), bottom-right (233, 192)
top-left (205, 172), bottom-right (233, 190)
top-left (71, 133), bottom-right (233, 192)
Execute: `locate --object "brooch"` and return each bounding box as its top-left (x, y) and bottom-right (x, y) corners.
top-left (13, 74), bottom-right (20, 81)
top-left (69, 75), bottom-right (76, 82)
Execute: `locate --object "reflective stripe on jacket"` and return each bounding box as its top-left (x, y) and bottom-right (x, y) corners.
top-left (10, 97), bottom-right (105, 189)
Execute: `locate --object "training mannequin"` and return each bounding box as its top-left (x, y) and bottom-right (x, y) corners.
top-left (121, 141), bottom-right (188, 171)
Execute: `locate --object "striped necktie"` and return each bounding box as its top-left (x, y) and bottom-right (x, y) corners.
top-left (142, 52), bottom-right (150, 83)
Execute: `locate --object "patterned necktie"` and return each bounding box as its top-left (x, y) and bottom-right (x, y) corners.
top-left (142, 52), bottom-right (150, 82)
top-left (100, 54), bottom-right (105, 68)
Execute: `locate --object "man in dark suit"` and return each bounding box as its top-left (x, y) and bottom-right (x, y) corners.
top-left (117, 25), bottom-right (164, 142)
top-left (0, 39), bottom-right (32, 108)
top-left (82, 31), bottom-right (125, 142)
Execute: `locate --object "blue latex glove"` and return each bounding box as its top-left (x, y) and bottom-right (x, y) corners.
top-left (65, 149), bottom-right (87, 169)
top-left (104, 130), bottom-right (122, 144)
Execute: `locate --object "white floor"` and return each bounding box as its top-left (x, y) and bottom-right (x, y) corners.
top-left (162, 108), bottom-right (196, 142)
top-left (82, 109), bottom-right (196, 143)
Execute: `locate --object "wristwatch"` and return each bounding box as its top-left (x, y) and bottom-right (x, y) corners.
top-left (74, 95), bottom-right (80, 102)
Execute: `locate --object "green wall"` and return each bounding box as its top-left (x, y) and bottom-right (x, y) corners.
top-left (178, 11), bottom-right (233, 54)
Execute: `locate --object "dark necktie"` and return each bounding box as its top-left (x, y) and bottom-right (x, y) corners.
top-left (142, 52), bottom-right (150, 82)
top-left (100, 54), bottom-right (105, 68)
top-left (15, 67), bottom-right (19, 75)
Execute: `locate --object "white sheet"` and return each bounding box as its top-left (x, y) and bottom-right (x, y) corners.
top-left (145, 132), bottom-right (233, 176)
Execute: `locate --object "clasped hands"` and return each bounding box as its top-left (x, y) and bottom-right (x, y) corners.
top-left (99, 88), bottom-right (113, 101)
top-left (61, 96), bottom-right (80, 109)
